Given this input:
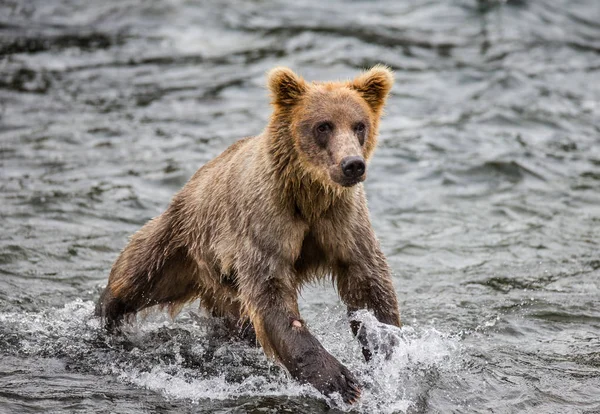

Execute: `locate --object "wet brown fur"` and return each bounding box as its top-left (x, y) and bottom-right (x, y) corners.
top-left (96, 66), bottom-right (401, 403)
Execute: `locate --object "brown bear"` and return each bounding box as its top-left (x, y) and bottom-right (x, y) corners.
top-left (95, 66), bottom-right (401, 403)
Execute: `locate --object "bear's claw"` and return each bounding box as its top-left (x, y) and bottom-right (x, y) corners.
top-left (312, 361), bottom-right (362, 404)
top-left (291, 347), bottom-right (362, 404)
top-left (341, 376), bottom-right (362, 404)
top-left (332, 366), bottom-right (361, 404)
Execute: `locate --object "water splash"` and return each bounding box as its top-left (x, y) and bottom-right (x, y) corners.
top-left (332, 310), bottom-right (462, 413)
top-left (0, 300), bottom-right (463, 412)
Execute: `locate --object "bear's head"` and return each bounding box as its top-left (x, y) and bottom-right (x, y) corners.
top-left (267, 66), bottom-right (393, 189)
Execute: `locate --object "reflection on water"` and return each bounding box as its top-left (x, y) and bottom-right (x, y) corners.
top-left (1, 0), bottom-right (600, 412)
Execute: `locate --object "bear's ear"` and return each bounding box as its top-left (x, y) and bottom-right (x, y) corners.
top-left (267, 67), bottom-right (307, 107)
top-left (349, 65), bottom-right (394, 113)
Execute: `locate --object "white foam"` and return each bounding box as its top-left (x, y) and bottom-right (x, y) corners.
top-left (325, 310), bottom-right (461, 413)
top-left (119, 366), bottom-right (317, 402)
top-left (0, 300), bottom-right (462, 412)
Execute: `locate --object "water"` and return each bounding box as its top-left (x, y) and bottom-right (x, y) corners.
top-left (1, 0), bottom-right (599, 412)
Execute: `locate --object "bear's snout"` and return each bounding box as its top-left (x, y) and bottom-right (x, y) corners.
top-left (341, 156), bottom-right (366, 179)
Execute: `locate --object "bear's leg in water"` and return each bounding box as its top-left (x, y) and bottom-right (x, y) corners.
top-left (237, 260), bottom-right (361, 404)
top-left (335, 227), bottom-right (401, 361)
top-left (95, 245), bottom-right (205, 331)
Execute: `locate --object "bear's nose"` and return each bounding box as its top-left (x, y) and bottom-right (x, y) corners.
top-left (341, 156), bottom-right (366, 179)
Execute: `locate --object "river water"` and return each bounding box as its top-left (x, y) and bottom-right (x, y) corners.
top-left (1, 0), bottom-right (599, 413)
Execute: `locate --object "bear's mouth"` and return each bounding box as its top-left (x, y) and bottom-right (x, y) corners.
top-left (327, 164), bottom-right (367, 188)
top-left (334, 175), bottom-right (366, 188)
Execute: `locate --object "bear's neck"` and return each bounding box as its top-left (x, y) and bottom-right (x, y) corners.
top-left (265, 118), bottom-right (353, 222)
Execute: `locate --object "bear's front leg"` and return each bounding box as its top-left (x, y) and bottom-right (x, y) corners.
top-left (335, 223), bottom-right (401, 361)
top-left (237, 262), bottom-right (361, 403)
top-left (259, 311), bottom-right (361, 403)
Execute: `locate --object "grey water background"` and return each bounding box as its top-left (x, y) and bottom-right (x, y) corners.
top-left (1, 0), bottom-right (599, 412)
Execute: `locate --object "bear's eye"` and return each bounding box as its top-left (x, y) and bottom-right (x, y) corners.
top-left (354, 122), bottom-right (366, 145)
top-left (316, 122), bottom-right (332, 134)
top-left (314, 122), bottom-right (333, 147)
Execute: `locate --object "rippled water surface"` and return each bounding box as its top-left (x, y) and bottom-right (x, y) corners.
top-left (1, 0), bottom-right (600, 412)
